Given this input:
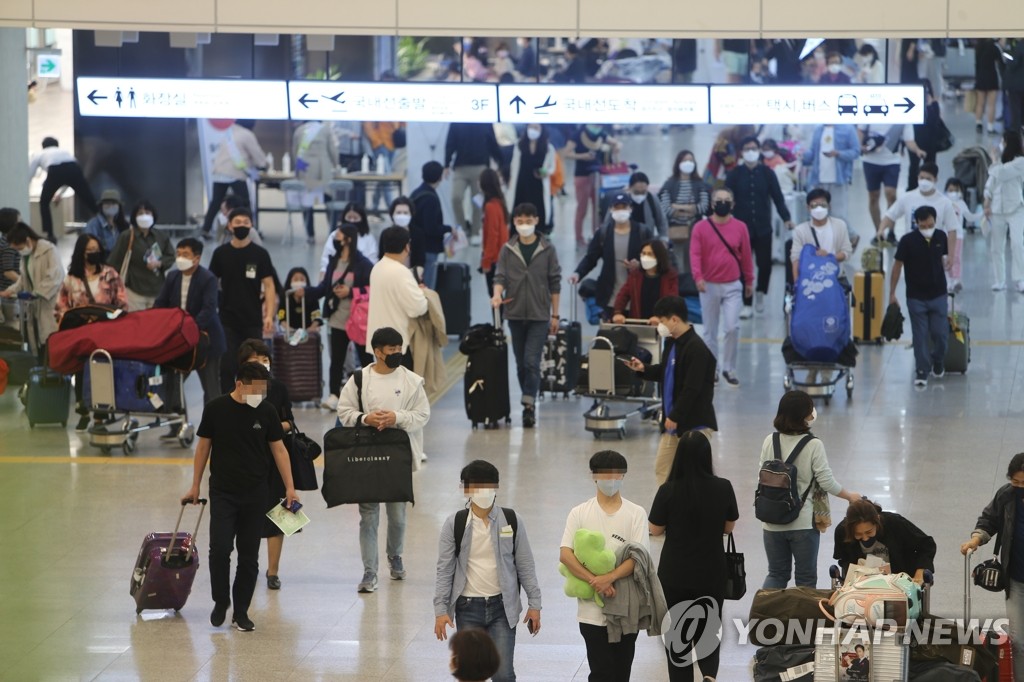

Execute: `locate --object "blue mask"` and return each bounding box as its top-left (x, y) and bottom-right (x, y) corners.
top-left (596, 479), bottom-right (623, 497)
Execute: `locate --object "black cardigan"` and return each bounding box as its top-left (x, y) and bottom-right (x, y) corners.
top-left (307, 250), bottom-right (372, 322)
top-left (833, 511), bottom-right (937, 577)
top-left (574, 221), bottom-right (652, 308)
top-left (640, 327), bottom-right (717, 432)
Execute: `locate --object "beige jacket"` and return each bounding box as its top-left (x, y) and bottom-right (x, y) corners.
top-left (293, 122), bottom-right (339, 192)
top-left (212, 125), bottom-right (265, 183)
top-left (9, 238), bottom-right (64, 353)
top-left (408, 288), bottom-right (448, 396)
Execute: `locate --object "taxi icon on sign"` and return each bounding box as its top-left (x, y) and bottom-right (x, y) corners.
top-left (863, 95), bottom-right (889, 116)
top-left (837, 94), bottom-right (858, 116)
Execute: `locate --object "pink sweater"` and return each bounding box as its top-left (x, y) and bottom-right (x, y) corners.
top-left (689, 217), bottom-right (755, 285)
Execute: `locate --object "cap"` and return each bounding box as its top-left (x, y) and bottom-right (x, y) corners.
top-left (99, 189), bottom-right (121, 204)
top-left (611, 193), bottom-right (630, 206)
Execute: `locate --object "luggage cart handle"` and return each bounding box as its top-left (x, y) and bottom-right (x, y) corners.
top-left (168, 498), bottom-right (208, 563)
top-left (964, 547), bottom-right (975, 623)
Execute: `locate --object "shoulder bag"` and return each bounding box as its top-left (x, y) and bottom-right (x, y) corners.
top-left (706, 219), bottom-right (746, 287)
top-left (724, 533), bottom-right (746, 600)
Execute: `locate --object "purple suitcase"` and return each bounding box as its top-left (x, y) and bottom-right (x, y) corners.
top-left (130, 498), bottom-right (206, 614)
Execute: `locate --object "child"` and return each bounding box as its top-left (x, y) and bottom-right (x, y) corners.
top-left (944, 178), bottom-right (982, 293)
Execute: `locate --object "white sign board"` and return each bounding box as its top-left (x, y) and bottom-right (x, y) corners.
top-left (288, 82), bottom-right (497, 123)
top-left (36, 53), bottom-right (61, 79)
top-left (497, 84), bottom-right (709, 124)
top-left (710, 85), bottom-right (925, 125)
top-left (76, 77), bottom-right (289, 119)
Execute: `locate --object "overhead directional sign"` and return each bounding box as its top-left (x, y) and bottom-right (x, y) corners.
top-left (710, 85), bottom-right (925, 125)
top-left (36, 53), bottom-right (61, 79)
top-left (496, 84), bottom-right (709, 124)
top-left (287, 82), bottom-right (497, 123)
top-left (76, 77), bottom-right (289, 119)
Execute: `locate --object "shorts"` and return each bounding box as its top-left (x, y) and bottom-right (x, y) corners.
top-left (862, 162), bottom-right (900, 192)
top-left (722, 51), bottom-right (749, 77)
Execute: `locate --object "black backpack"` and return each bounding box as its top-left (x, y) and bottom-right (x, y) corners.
top-left (453, 507), bottom-right (518, 557)
top-left (754, 433), bottom-right (816, 525)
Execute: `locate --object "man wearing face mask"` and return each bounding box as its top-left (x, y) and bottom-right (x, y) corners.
top-left (625, 296), bottom-right (717, 486)
top-left (209, 207), bottom-right (278, 393)
top-left (560, 450), bottom-right (650, 680)
top-left (182, 361), bottom-right (299, 633)
top-left (877, 163), bottom-right (959, 258)
top-left (789, 188), bottom-right (855, 283)
top-left (725, 136), bottom-right (793, 318)
top-left (107, 200), bottom-right (174, 312)
top-left (433, 460), bottom-right (542, 682)
top-left (366, 227), bottom-right (428, 368)
top-left (889, 206), bottom-right (949, 388)
top-left (599, 172), bottom-right (667, 241)
top-left (411, 161), bottom-right (453, 289)
top-left (337, 326), bottom-right (430, 594)
top-left (154, 238), bottom-right (226, 408)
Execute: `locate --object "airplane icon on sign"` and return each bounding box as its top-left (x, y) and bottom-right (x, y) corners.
top-left (325, 92), bottom-right (345, 104)
top-left (535, 95), bottom-right (557, 111)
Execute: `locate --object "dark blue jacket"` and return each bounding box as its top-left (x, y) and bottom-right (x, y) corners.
top-left (154, 266), bottom-right (227, 356)
top-left (574, 221), bottom-right (652, 308)
top-left (411, 183), bottom-right (451, 258)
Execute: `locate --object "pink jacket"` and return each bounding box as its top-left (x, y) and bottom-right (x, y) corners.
top-left (690, 217), bottom-right (755, 285)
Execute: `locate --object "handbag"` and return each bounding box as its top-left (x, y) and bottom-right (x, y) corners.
top-left (285, 423), bottom-right (320, 492)
top-left (724, 533), bottom-right (746, 600)
top-left (973, 556), bottom-right (1005, 592)
top-left (812, 482), bottom-right (832, 532)
top-left (345, 286), bottom-right (370, 347)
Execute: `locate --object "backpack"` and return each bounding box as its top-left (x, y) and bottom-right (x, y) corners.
top-left (453, 507), bottom-right (518, 558)
top-left (754, 433), bottom-right (816, 525)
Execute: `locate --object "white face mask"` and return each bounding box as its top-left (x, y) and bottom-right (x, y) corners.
top-left (947, 191), bottom-right (962, 202)
top-left (919, 228), bottom-right (936, 239)
top-left (917, 179), bottom-right (935, 194)
top-left (244, 393), bottom-right (264, 408)
top-left (806, 407), bottom-right (817, 427)
top-left (526, 128), bottom-right (542, 141)
top-left (515, 224), bottom-right (536, 238)
top-left (630, 193), bottom-right (646, 204)
top-left (175, 256), bottom-right (194, 272)
top-left (17, 246), bottom-right (32, 257)
top-left (679, 160), bottom-right (696, 175)
top-left (393, 213), bottom-right (412, 228)
top-left (657, 322), bottom-right (672, 338)
top-left (810, 206), bottom-right (829, 221)
top-left (102, 204), bottom-right (119, 218)
top-left (135, 214), bottom-right (154, 229)
top-left (595, 478), bottom-right (623, 497)
top-left (611, 209), bottom-right (632, 224)
top-left (762, 150), bottom-right (776, 159)
top-left (742, 149), bottom-right (761, 164)
top-left (827, 64), bottom-right (842, 74)
top-left (469, 489), bottom-right (497, 509)
top-left (640, 255), bottom-right (658, 271)
top-left (291, 280), bottom-right (307, 290)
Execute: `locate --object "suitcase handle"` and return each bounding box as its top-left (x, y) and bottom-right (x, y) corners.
top-left (964, 547), bottom-right (975, 622)
top-left (569, 281), bottom-right (578, 323)
top-left (168, 498), bottom-right (208, 564)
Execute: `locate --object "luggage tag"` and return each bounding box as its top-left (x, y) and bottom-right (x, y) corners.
top-left (148, 393), bottom-right (164, 410)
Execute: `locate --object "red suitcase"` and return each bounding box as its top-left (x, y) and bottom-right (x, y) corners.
top-left (130, 499), bottom-right (206, 614)
top-left (272, 292), bottom-right (324, 403)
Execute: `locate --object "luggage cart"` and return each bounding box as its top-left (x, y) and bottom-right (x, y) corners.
top-left (577, 320), bottom-right (661, 440)
top-left (86, 349), bottom-right (194, 455)
top-left (781, 289), bottom-right (855, 406)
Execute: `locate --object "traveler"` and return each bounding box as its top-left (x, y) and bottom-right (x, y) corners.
top-left (802, 125), bottom-right (861, 228)
top-left (365, 227), bottom-right (428, 362)
top-left (506, 124), bottom-right (556, 234)
top-left (789, 188), bottom-right (854, 282)
top-left (559, 450), bottom-right (649, 682)
top-left (907, 79), bottom-right (945, 191)
top-left (0, 208), bottom-right (21, 328)
top-left (82, 189), bottom-right (128, 253)
top-left (889, 205), bottom-right (950, 388)
top-left (320, 203), bottom-right (378, 273)
top-left (854, 44), bottom-right (885, 84)
top-left (599, 172), bottom-right (667, 240)
top-left (611, 240), bottom-right (679, 324)
top-left (433, 460), bottom-right (542, 682)
top-left (383, 196), bottom-right (415, 261)
top-left (974, 39), bottom-right (1004, 134)
top-left (200, 120), bottom-right (265, 238)
top-left (445, 123), bottom-right (504, 242)
top-left (411, 161), bottom-right (452, 289)
top-left (983, 131), bottom-right (1024, 292)
top-left (491, 203), bottom-right (562, 428)
top-left (337, 326), bottom-right (431, 594)
top-left (1004, 39), bottom-right (1024, 135)
top-left (448, 629), bottom-right (501, 682)
top-left (649, 431), bottom-right (738, 681)
top-left (29, 136), bottom-right (98, 242)
top-left (568, 124), bottom-right (619, 247)
top-left (292, 120), bottom-right (338, 243)
top-left (859, 124), bottom-right (925, 239)
top-left (625, 296), bottom-right (717, 485)
top-left (0, 223), bottom-right (64, 356)
top-left (107, 200), bottom-right (174, 312)
top-left (553, 43), bottom-right (587, 83)
top-left (278, 267), bottom-right (321, 332)
top-left (659, 150), bottom-right (711, 274)
top-left (689, 187), bottom-right (754, 387)
top-left (760, 390), bottom-right (860, 589)
top-left (479, 168), bottom-right (510, 297)
top-left (877, 162), bottom-right (959, 250)
top-left (820, 51), bottom-right (851, 84)
top-left (834, 499), bottom-right (936, 584)
top-left (362, 122), bottom-right (401, 212)
top-left (208, 207), bottom-right (278, 392)
top-left (716, 40), bottom-right (752, 83)
top-left (181, 361), bottom-right (300, 633)
top-left (943, 178), bottom-right (979, 293)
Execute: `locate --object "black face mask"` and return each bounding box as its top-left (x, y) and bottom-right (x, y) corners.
top-left (233, 226), bottom-right (251, 241)
top-left (384, 352), bottom-right (403, 369)
top-left (712, 201), bottom-right (732, 217)
top-left (85, 252), bottom-right (104, 265)
top-left (860, 536), bottom-right (877, 548)
top-left (335, 240), bottom-right (346, 252)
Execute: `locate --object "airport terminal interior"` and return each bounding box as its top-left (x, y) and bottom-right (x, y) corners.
top-left (2, 30), bottom-right (1024, 681)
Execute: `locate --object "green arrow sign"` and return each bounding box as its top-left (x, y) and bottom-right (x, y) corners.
top-left (39, 58), bottom-right (56, 74)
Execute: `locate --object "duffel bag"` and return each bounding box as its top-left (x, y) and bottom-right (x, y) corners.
top-left (748, 587), bottom-right (834, 646)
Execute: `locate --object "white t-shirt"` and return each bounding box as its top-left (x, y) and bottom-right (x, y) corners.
top-left (462, 513), bottom-right (502, 598)
top-left (180, 274), bottom-right (192, 310)
top-left (87, 276), bottom-right (101, 300)
top-left (858, 124), bottom-right (913, 167)
top-left (819, 126), bottom-right (837, 184)
top-left (560, 496), bottom-right (649, 626)
top-left (884, 188), bottom-right (959, 236)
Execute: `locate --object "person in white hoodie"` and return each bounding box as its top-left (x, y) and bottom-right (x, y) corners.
top-left (365, 226), bottom-right (429, 365)
top-left (337, 326), bottom-right (430, 595)
top-left (983, 131), bottom-right (1024, 292)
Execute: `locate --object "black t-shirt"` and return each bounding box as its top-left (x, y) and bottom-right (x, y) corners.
top-left (197, 394), bottom-right (285, 494)
top-left (649, 476), bottom-right (738, 596)
top-left (894, 230), bottom-right (948, 301)
top-left (209, 242), bottom-right (276, 329)
top-left (573, 127), bottom-right (608, 177)
top-left (640, 274), bottom-right (661, 319)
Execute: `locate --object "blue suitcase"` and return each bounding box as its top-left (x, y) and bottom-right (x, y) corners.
top-left (85, 355), bottom-right (168, 413)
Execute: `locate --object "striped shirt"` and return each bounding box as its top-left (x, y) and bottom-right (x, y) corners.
top-left (659, 178), bottom-right (710, 225)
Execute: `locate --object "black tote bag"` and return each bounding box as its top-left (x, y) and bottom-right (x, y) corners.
top-left (724, 532), bottom-right (747, 600)
top-left (320, 425), bottom-right (414, 506)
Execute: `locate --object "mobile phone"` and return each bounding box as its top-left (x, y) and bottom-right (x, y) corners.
top-left (282, 499), bottom-right (303, 513)
top-left (616, 354), bottom-right (634, 364)
top-left (527, 619), bottom-right (536, 635)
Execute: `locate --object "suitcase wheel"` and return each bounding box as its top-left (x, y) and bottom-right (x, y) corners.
top-left (136, 607), bottom-right (143, 615)
top-left (123, 438), bottom-right (135, 455)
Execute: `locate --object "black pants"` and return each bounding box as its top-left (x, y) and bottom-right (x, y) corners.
top-left (208, 486), bottom-right (266, 616)
top-left (743, 228), bottom-right (773, 305)
top-left (1008, 89), bottom-right (1024, 135)
top-left (327, 327), bottom-right (371, 395)
top-left (202, 180), bottom-right (250, 235)
top-left (220, 322), bottom-right (264, 393)
top-left (579, 623), bottom-right (638, 682)
top-left (40, 162), bottom-right (97, 240)
top-left (662, 588), bottom-right (723, 680)
top-left (906, 149), bottom-right (938, 191)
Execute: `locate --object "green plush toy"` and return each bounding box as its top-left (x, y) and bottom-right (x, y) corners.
top-left (559, 528), bottom-right (617, 607)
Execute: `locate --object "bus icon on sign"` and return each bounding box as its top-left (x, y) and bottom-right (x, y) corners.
top-left (864, 95), bottom-right (889, 116)
top-left (837, 95), bottom-right (858, 116)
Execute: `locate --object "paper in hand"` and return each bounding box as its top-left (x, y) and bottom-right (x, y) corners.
top-left (266, 504), bottom-right (310, 536)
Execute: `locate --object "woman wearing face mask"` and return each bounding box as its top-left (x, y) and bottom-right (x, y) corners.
top-left (600, 172), bottom-right (667, 241)
top-left (108, 200), bottom-right (174, 312)
top-left (834, 499), bottom-right (935, 585)
top-left (82, 189), bottom-right (128, 253)
top-left (0, 223), bottom-right (65, 359)
top-left (567, 123), bottom-right (619, 248)
top-left (659, 150), bottom-right (710, 274)
top-left (506, 124), bottom-right (556, 235)
top-left (789, 188), bottom-right (854, 284)
top-left (760, 390), bottom-right (861, 589)
top-left (308, 224), bottom-right (374, 411)
top-left (983, 131), bottom-right (1024, 292)
top-left (278, 267), bottom-right (322, 334)
top-left (320, 202), bottom-right (377, 277)
top-left (820, 52), bottom-right (851, 84)
top-left (479, 169), bottom-right (510, 298)
top-left (611, 240), bottom-right (679, 325)
top-left (854, 43), bottom-right (884, 84)
top-left (943, 178), bottom-right (982, 293)
top-left (384, 196), bottom-right (417, 270)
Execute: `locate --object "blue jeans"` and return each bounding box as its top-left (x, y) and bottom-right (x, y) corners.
top-left (358, 502), bottom-right (407, 575)
top-left (423, 252), bottom-right (440, 290)
top-left (762, 528), bottom-right (821, 589)
top-left (906, 295), bottom-right (949, 377)
top-left (1006, 580), bottom-right (1024, 682)
top-left (455, 595), bottom-right (517, 682)
top-left (507, 320), bottom-right (549, 407)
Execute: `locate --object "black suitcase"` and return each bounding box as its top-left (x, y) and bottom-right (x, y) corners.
top-left (435, 262), bottom-right (472, 338)
top-left (541, 289), bottom-right (582, 398)
top-left (26, 366), bottom-right (70, 427)
top-left (461, 310), bottom-right (510, 429)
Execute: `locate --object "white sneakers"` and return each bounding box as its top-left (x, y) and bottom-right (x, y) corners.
top-left (321, 394), bottom-right (339, 410)
top-left (754, 292), bottom-right (765, 314)
top-left (739, 306), bottom-right (754, 320)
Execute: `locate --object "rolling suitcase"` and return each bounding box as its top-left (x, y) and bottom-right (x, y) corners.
top-left (461, 309), bottom-right (510, 429)
top-left (130, 498), bottom-right (206, 614)
top-left (83, 352), bottom-right (168, 413)
top-left (945, 295), bottom-right (970, 374)
top-left (853, 271), bottom-right (884, 344)
top-left (25, 367), bottom-right (70, 428)
top-left (814, 624), bottom-right (909, 680)
top-left (541, 286), bottom-right (582, 398)
top-left (435, 262), bottom-right (472, 338)
top-left (272, 291), bottom-right (324, 403)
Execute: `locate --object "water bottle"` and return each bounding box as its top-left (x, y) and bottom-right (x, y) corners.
top-left (376, 153), bottom-right (386, 175)
top-left (265, 152), bottom-right (274, 171)
top-left (282, 152), bottom-right (291, 174)
top-left (361, 154), bottom-right (371, 173)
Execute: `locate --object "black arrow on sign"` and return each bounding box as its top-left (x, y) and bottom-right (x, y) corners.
top-left (298, 93), bottom-right (317, 109)
top-left (325, 92), bottom-right (345, 103)
top-left (509, 95), bottom-right (526, 114)
top-left (86, 89), bottom-right (107, 105)
top-left (894, 97), bottom-right (915, 113)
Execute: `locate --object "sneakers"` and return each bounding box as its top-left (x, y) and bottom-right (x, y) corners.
top-left (321, 394), bottom-right (339, 411)
top-left (210, 602), bottom-right (228, 627)
top-left (721, 371), bottom-right (740, 387)
top-left (914, 372), bottom-right (928, 388)
top-left (388, 555), bottom-right (407, 580)
top-left (976, 122), bottom-right (984, 134)
top-left (850, 233), bottom-right (861, 251)
top-left (932, 364), bottom-right (946, 379)
top-left (306, 237), bottom-right (315, 245)
top-left (739, 306), bottom-right (754, 320)
top-left (885, 230), bottom-right (898, 247)
top-left (232, 614), bottom-right (256, 632)
top-left (522, 406), bottom-right (536, 428)
top-left (754, 292), bottom-right (765, 314)
top-left (357, 571), bottom-right (378, 593)
top-left (469, 234), bottom-right (482, 247)
top-left (75, 415), bottom-right (91, 432)
top-left (1016, 280), bottom-right (1024, 294)
top-left (993, 282), bottom-right (1007, 291)
top-left (266, 572), bottom-right (281, 590)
